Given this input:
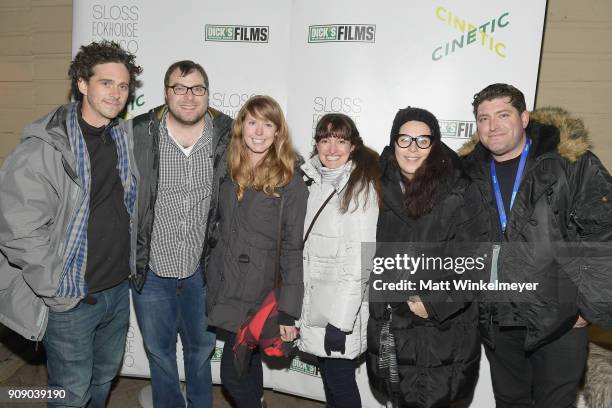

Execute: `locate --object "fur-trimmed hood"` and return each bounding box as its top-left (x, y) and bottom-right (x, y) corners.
top-left (457, 107), bottom-right (591, 162)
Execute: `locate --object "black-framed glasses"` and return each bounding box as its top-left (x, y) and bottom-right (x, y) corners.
top-left (395, 134), bottom-right (432, 149)
top-left (166, 84), bottom-right (208, 96)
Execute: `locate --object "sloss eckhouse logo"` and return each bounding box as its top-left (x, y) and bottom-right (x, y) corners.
top-left (308, 24), bottom-right (375, 43)
top-left (205, 25), bottom-right (268, 43)
top-left (91, 4), bottom-right (140, 53)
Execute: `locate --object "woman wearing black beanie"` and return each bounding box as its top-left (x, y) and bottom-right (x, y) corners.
top-left (367, 107), bottom-right (490, 407)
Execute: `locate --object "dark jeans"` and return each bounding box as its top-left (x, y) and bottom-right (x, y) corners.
top-left (485, 325), bottom-right (588, 408)
top-left (219, 331), bottom-right (264, 408)
top-left (132, 269), bottom-right (215, 408)
top-left (44, 280), bottom-right (129, 408)
top-left (317, 357), bottom-right (361, 408)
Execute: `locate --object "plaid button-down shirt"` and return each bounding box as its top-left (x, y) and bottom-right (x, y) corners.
top-left (149, 112), bottom-right (214, 279)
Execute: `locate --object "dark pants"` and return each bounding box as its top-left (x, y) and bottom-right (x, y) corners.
top-left (317, 357), bottom-right (361, 408)
top-left (485, 325), bottom-right (588, 408)
top-left (219, 332), bottom-right (263, 408)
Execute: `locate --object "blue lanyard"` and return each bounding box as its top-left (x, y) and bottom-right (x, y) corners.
top-left (490, 138), bottom-right (532, 232)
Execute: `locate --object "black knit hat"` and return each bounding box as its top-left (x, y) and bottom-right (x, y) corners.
top-left (388, 107), bottom-right (441, 147)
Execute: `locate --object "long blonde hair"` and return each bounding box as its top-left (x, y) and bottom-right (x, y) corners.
top-left (228, 95), bottom-right (298, 200)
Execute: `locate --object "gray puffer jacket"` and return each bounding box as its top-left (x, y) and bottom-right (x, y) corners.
top-left (0, 103), bottom-right (139, 341)
top-left (297, 158), bottom-right (378, 359)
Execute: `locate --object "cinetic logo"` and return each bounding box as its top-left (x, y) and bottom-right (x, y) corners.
top-left (205, 25), bottom-right (269, 43)
top-left (439, 120), bottom-right (476, 139)
top-left (308, 24), bottom-right (375, 43)
top-left (432, 6), bottom-right (510, 61)
top-left (123, 93), bottom-right (145, 120)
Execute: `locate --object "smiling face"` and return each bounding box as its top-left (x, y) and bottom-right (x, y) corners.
top-left (242, 112), bottom-right (278, 166)
top-left (78, 62), bottom-right (130, 127)
top-left (316, 136), bottom-right (354, 169)
top-left (476, 97), bottom-right (529, 161)
top-left (394, 120), bottom-right (432, 180)
top-left (165, 68), bottom-right (208, 126)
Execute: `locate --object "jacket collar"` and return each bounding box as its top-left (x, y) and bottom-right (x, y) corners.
top-left (458, 107), bottom-right (591, 163)
top-left (23, 103), bottom-right (80, 179)
top-left (23, 103), bottom-right (74, 152)
top-left (378, 143), bottom-right (463, 225)
top-left (150, 104), bottom-right (231, 155)
top-left (379, 142), bottom-right (463, 186)
top-left (149, 104), bottom-right (223, 130)
top-left (301, 156), bottom-right (353, 193)
top-left (461, 121), bottom-right (561, 185)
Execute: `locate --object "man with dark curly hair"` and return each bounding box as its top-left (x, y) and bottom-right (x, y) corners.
top-left (0, 40), bottom-right (142, 407)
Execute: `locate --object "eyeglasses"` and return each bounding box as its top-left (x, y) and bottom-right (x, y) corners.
top-left (166, 84), bottom-right (208, 96)
top-left (395, 134), bottom-right (432, 149)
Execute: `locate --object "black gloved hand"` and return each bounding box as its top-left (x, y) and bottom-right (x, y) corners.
top-left (324, 323), bottom-right (347, 356)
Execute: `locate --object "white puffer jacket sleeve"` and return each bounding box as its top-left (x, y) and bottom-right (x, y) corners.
top-left (328, 186), bottom-right (378, 331)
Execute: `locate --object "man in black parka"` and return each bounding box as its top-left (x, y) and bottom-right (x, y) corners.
top-left (460, 83), bottom-right (612, 407)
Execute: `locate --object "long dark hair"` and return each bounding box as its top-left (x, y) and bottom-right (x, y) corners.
top-left (388, 107), bottom-right (451, 218)
top-left (312, 113), bottom-right (382, 212)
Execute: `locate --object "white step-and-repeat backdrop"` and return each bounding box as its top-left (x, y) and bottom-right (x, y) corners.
top-left (73, 1), bottom-right (547, 406)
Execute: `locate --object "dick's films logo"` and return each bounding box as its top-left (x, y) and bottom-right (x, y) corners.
top-left (439, 120), bottom-right (476, 139)
top-left (205, 25), bottom-right (268, 43)
top-left (308, 24), bottom-right (375, 43)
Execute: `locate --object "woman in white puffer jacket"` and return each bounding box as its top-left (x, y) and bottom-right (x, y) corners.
top-left (298, 113), bottom-right (381, 408)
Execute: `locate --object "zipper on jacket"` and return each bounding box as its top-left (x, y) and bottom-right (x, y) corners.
top-left (489, 240), bottom-right (504, 326)
top-left (546, 188), bottom-right (554, 205)
top-left (33, 304), bottom-right (49, 343)
top-left (569, 209), bottom-right (577, 225)
top-left (56, 190), bottom-right (78, 257)
top-left (61, 157), bottom-right (79, 182)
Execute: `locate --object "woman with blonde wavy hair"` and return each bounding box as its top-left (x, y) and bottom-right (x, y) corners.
top-left (205, 95), bottom-right (308, 407)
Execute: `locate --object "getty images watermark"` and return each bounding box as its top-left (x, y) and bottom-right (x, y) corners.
top-left (359, 242), bottom-right (607, 304)
top-left (371, 251), bottom-right (539, 293)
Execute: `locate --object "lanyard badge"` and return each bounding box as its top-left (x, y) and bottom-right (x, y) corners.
top-left (490, 138), bottom-right (532, 232)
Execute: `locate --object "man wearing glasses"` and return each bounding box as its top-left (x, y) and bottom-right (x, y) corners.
top-left (131, 60), bottom-right (232, 408)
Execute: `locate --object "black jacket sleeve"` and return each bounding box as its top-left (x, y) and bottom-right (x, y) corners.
top-left (278, 173), bottom-right (309, 320)
top-left (566, 152), bottom-right (612, 329)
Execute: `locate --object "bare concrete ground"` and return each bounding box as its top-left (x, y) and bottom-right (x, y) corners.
top-left (0, 326), bottom-right (324, 408)
top-left (2, 325), bottom-right (610, 408)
